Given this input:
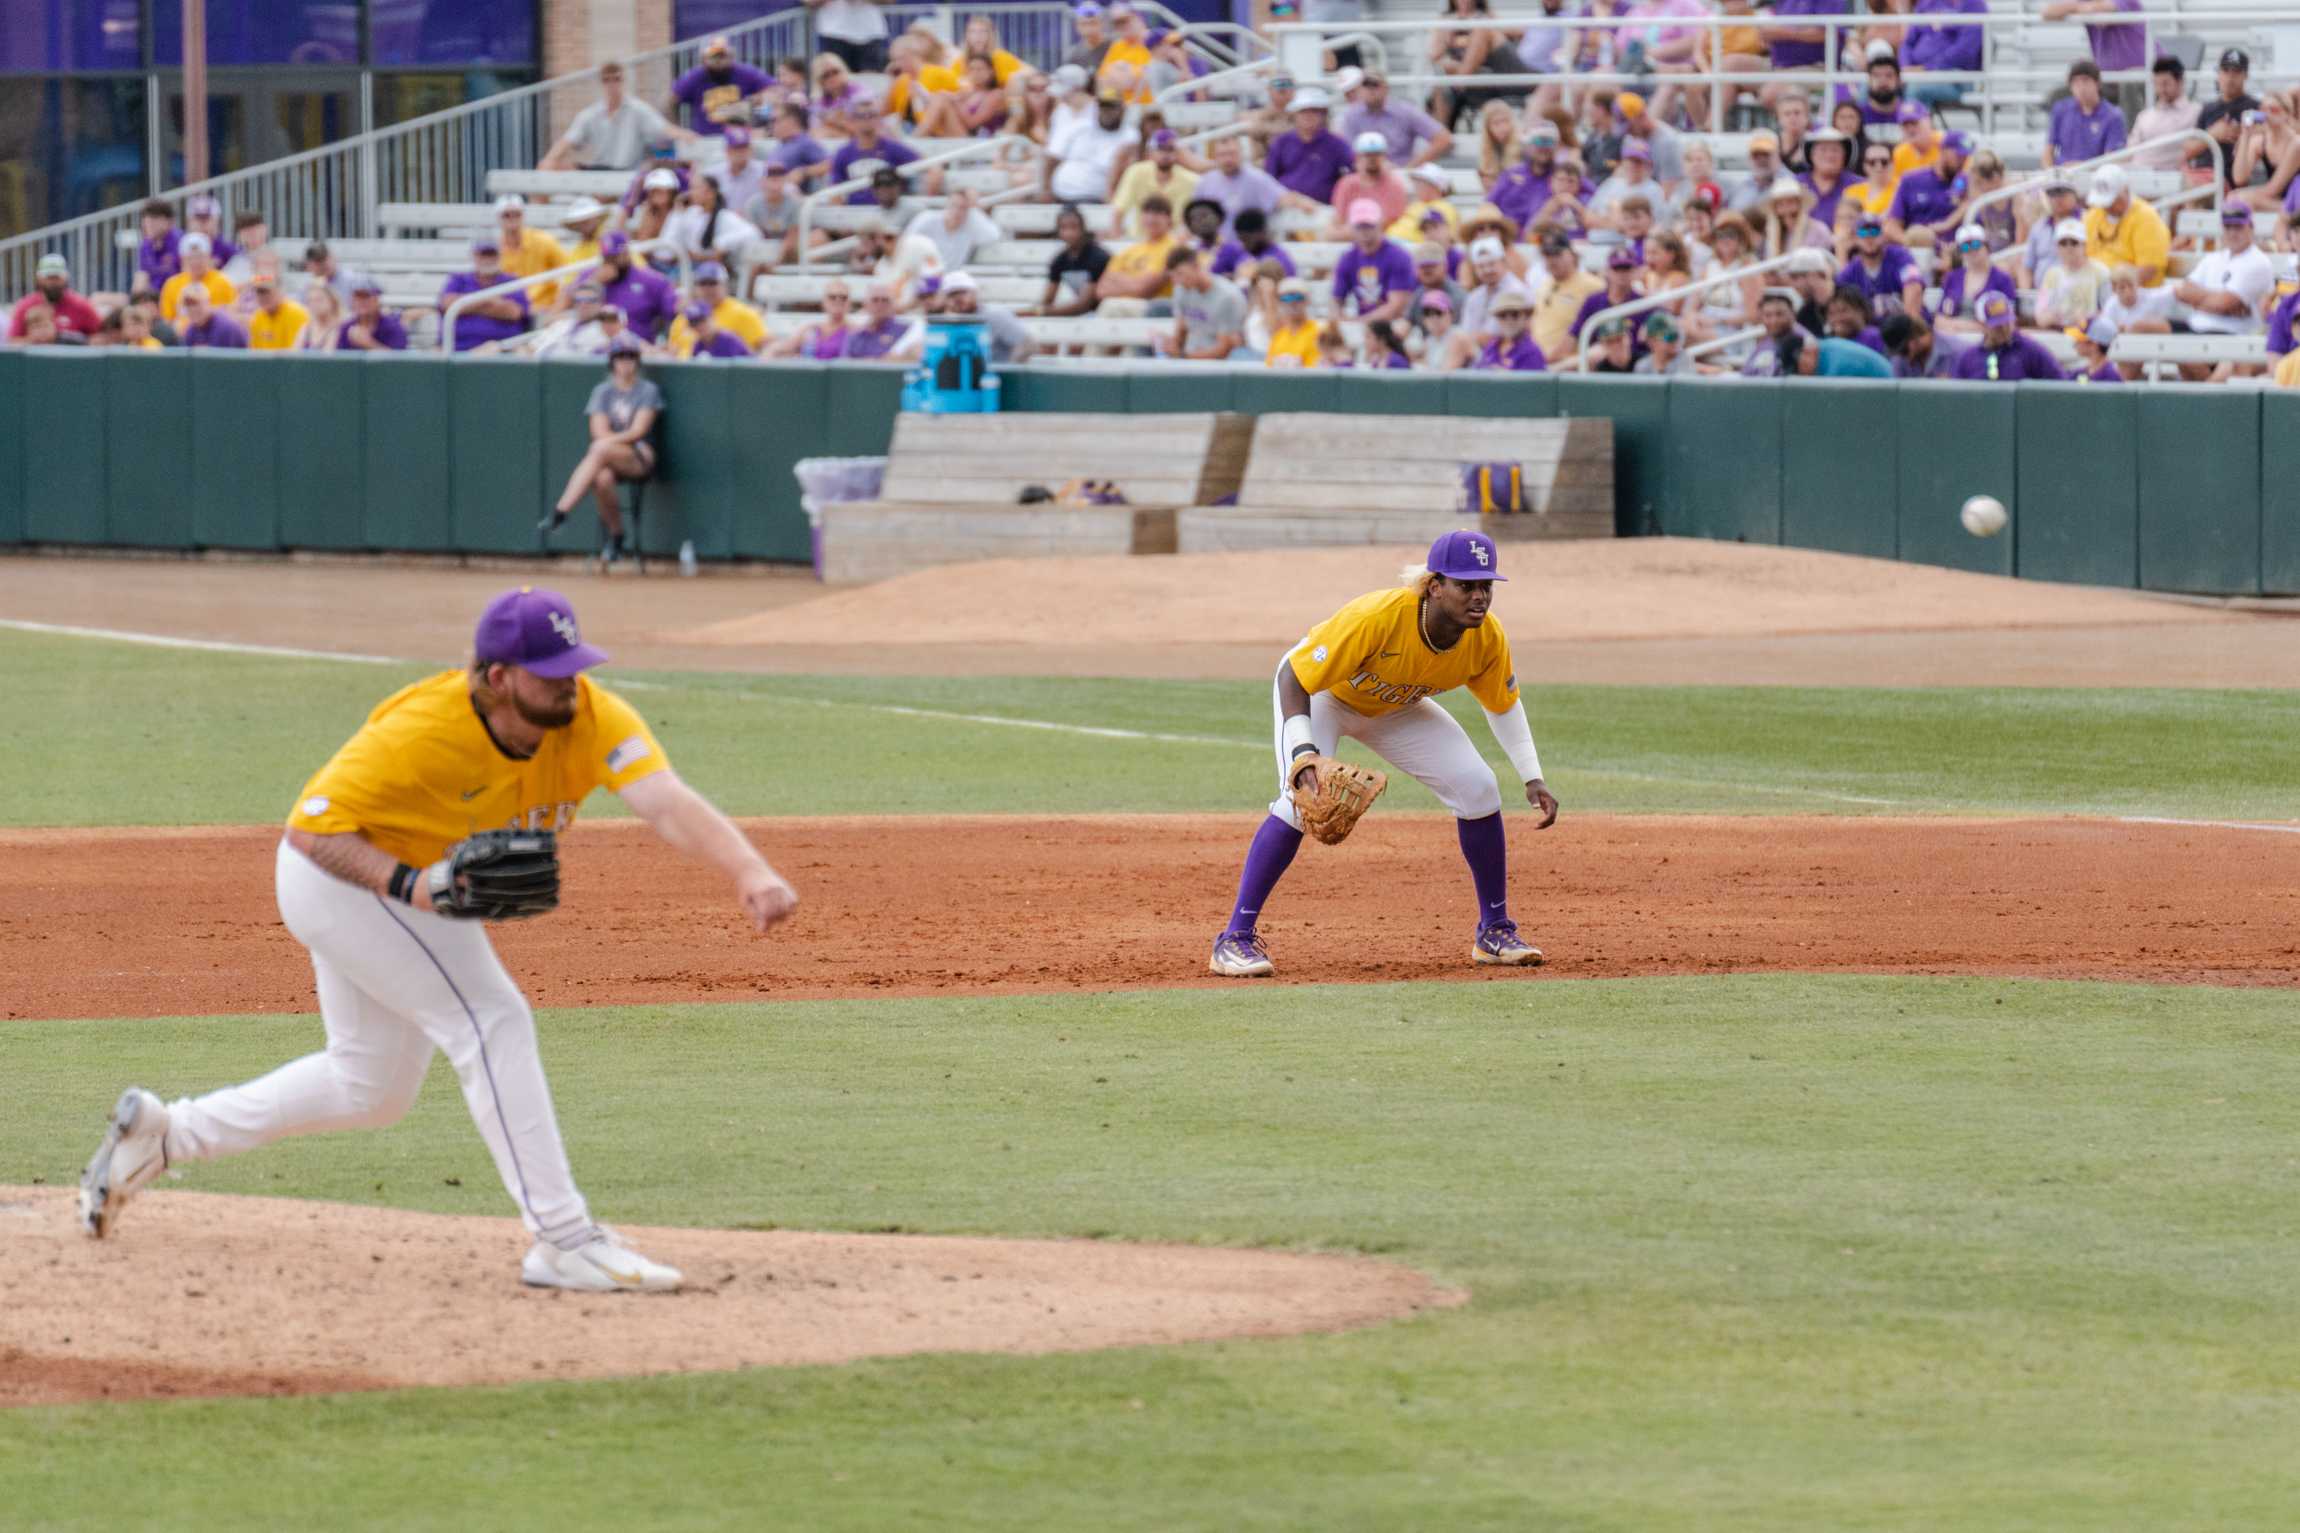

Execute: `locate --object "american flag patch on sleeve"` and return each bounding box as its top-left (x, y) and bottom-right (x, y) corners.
top-left (606, 736), bottom-right (653, 774)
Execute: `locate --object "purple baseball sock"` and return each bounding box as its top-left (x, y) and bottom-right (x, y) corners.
top-left (1224, 815), bottom-right (1303, 935)
top-left (1457, 813), bottom-right (1510, 929)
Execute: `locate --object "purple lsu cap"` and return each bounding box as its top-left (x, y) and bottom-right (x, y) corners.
top-left (2222, 201), bottom-right (2254, 224)
top-left (600, 229), bottom-right (632, 255)
top-left (1896, 100), bottom-right (1928, 123)
top-left (1428, 528), bottom-right (1506, 581)
top-left (474, 587), bottom-right (609, 678)
top-left (1941, 130), bottom-right (1972, 155)
top-left (1149, 127), bottom-right (1178, 149)
top-left (1975, 289), bottom-right (2014, 325)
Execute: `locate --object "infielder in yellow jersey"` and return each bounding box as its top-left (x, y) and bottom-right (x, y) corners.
top-left (1210, 529), bottom-right (1560, 978)
top-left (77, 587), bottom-right (799, 1294)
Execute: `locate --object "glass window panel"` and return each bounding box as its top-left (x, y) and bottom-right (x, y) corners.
top-left (1, 78), bottom-right (149, 236)
top-left (675, 0), bottom-right (769, 43)
top-left (370, 0), bottom-right (539, 67)
top-left (0, 0), bottom-right (140, 73)
top-left (154, 0), bottom-right (363, 67)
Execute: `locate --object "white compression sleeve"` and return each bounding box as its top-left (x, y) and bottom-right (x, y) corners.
top-left (1282, 712), bottom-right (1315, 762)
top-left (1484, 700), bottom-right (1544, 784)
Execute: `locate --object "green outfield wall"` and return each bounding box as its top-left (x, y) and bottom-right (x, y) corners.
top-left (0, 351), bottom-right (2290, 595)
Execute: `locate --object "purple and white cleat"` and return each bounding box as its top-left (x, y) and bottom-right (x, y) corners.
top-left (1209, 930), bottom-right (1276, 978)
top-left (1472, 920), bottom-right (1544, 967)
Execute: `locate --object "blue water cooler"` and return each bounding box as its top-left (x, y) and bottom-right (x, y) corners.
top-left (901, 317), bottom-right (1001, 413)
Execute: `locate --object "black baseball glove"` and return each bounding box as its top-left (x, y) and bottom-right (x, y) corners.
top-left (426, 829), bottom-right (561, 921)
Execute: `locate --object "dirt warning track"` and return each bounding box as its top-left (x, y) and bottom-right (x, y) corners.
top-left (6, 814), bottom-right (2295, 1021)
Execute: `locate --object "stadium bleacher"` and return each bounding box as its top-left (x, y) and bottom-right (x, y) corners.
top-left (4, 1), bottom-right (2297, 386)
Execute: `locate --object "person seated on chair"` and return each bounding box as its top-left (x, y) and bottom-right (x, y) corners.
top-left (538, 337), bottom-right (661, 569)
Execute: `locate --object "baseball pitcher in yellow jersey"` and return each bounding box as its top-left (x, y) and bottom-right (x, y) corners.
top-left (77, 588), bottom-right (799, 1294)
top-left (1211, 530), bottom-right (1559, 977)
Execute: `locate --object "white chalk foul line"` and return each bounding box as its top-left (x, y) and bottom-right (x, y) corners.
top-left (0, 617), bottom-right (401, 665)
top-left (2118, 815), bottom-right (2300, 836)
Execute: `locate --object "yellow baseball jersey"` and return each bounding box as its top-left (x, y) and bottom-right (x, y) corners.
top-left (286, 671), bottom-right (670, 866)
top-left (667, 296), bottom-right (769, 355)
top-left (501, 229), bottom-right (572, 309)
top-left (1290, 585), bottom-right (1519, 718)
top-left (246, 298), bottom-right (310, 350)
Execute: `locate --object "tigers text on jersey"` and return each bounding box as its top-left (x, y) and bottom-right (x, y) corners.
top-left (1288, 585), bottom-right (1519, 718)
top-left (286, 671), bottom-right (670, 865)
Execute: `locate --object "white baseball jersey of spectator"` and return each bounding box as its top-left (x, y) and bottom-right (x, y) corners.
top-left (2099, 282), bottom-right (2176, 333)
top-left (1459, 273), bottom-right (1534, 339)
top-left (2181, 243), bottom-right (2275, 335)
top-left (1048, 94), bottom-right (1095, 146)
top-left (815, 0), bottom-right (889, 46)
top-left (2037, 259), bottom-right (2112, 328)
top-left (664, 203), bottom-right (764, 263)
top-left (874, 232), bottom-right (947, 299)
top-left (1048, 112), bottom-right (1134, 202)
top-left (905, 205), bottom-right (1005, 272)
top-left (533, 316), bottom-right (619, 357)
top-left (561, 99), bottom-right (680, 170)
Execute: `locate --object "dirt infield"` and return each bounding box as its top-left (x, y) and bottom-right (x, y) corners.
top-left (7, 546), bottom-right (2294, 686)
top-left (7, 814), bottom-right (2295, 1023)
top-left (0, 1187), bottom-right (1458, 1406)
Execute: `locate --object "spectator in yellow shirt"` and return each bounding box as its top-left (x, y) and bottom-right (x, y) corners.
top-left (2081, 164), bottom-right (2171, 287)
top-left (1264, 280), bottom-right (1322, 366)
top-left (559, 197), bottom-right (611, 266)
top-left (2277, 350), bottom-right (2300, 389)
top-left (1388, 164), bottom-right (1460, 243)
top-left (1095, 3), bottom-right (1155, 103)
top-left (666, 262), bottom-right (770, 354)
top-left (1109, 129), bottom-right (1199, 238)
top-left (243, 271), bottom-right (311, 349)
top-left (1889, 105), bottom-right (1940, 183)
top-left (885, 30), bottom-right (965, 135)
top-left (495, 194), bottom-right (573, 309)
top-left (159, 233), bottom-right (236, 322)
top-left (1094, 194), bottom-right (1181, 313)
top-left (959, 15), bottom-right (1026, 84)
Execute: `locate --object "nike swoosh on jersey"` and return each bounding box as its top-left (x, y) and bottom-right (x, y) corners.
top-left (461, 787), bottom-right (486, 801)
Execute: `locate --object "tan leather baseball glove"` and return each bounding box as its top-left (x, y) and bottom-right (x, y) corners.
top-left (1290, 755), bottom-right (1389, 846)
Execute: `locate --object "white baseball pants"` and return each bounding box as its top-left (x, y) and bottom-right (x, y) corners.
top-left (1266, 656), bottom-right (1504, 828)
top-left (162, 841), bottom-right (595, 1250)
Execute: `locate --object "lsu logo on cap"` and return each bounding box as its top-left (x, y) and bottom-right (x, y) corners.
top-left (548, 610), bottom-right (581, 648)
top-left (1471, 540), bottom-right (1491, 567)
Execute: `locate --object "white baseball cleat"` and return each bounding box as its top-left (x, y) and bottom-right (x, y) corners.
top-left (522, 1227), bottom-right (684, 1293)
top-left (1471, 920), bottom-right (1545, 967)
top-left (78, 1087), bottom-right (172, 1239)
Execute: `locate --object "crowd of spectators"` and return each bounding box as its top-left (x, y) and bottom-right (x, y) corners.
top-left (10, 6), bottom-right (2300, 388)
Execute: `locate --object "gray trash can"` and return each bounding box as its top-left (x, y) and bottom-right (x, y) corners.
top-left (793, 456), bottom-right (887, 580)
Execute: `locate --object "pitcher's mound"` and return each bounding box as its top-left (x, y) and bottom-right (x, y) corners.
top-left (0, 1188), bottom-right (1460, 1406)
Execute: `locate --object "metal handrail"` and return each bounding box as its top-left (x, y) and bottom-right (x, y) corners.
top-left (794, 132), bottom-right (1042, 270)
top-left (1957, 127), bottom-right (2227, 237)
top-left (1156, 56), bottom-right (1277, 107)
top-left (441, 237), bottom-right (688, 354)
top-left (1573, 250), bottom-right (1807, 370)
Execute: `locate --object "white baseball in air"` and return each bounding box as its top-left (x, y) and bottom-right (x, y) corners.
top-left (1960, 495), bottom-right (2009, 539)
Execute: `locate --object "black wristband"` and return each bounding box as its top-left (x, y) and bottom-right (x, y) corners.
top-left (388, 863), bottom-right (418, 904)
top-left (1289, 742), bottom-right (1321, 761)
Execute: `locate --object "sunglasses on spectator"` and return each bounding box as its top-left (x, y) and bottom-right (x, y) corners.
top-left (1864, 154), bottom-right (1890, 167)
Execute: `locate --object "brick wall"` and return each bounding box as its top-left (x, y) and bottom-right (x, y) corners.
top-left (542, 0), bottom-right (677, 147)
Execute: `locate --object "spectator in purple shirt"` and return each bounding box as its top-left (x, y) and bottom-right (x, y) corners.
top-left (1340, 68), bottom-right (1454, 167)
top-left (2046, 61), bottom-right (2128, 166)
top-left (1472, 292), bottom-right (1547, 370)
top-left (1952, 290), bottom-right (2067, 379)
top-left (1210, 209), bottom-right (1297, 279)
top-left (1884, 129), bottom-right (1971, 246)
top-left (2067, 314), bottom-right (2125, 381)
top-left (1330, 199), bottom-right (1416, 322)
top-left (841, 283), bottom-right (910, 358)
top-left (680, 301), bottom-right (754, 358)
top-left (1490, 120), bottom-right (1582, 231)
top-left (1195, 134), bottom-right (1286, 236)
top-left (2268, 282), bottom-right (2300, 361)
top-left (2041, 0), bottom-right (2148, 80)
top-left (831, 118), bottom-right (925, 205)
top-left (184, 194), bottom-right (240, 270)
top-left (1267, 88), bottom-right (1354, 205)
top-left (671, 36), bottom-right (772, 136)
top-left (594, 230), bottom-right (680, 341)
top-left (1837, 214), bottom-right (1925, 316)
top-left (1903, 0), bottom-right (1986, 107)
top-left (338, 279), bottom-right (409, 350)
top-left (173, 284), bottom-right (246, 349)
top-left (1879, 311), bottom-right (1972, 377)
top-left (135, 199), bottom-right (182, 295)
top-left (1932, 222), bottom-right (2019, 329)
top-left (1572, 248), bottom-right (1645, 355)
top-left (1837, 43), bottom-right (1909, 129)
top-left (1765, 0), bottom-right (1852, 78)
top-left (765, 102), bottom-right (830, 184)
top-left (437, 237), bottom-right (531, 352)
top-left (1824, 285), bottom-right (1888, 353)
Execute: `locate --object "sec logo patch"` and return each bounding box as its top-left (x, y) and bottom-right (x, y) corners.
top-left (301, 796), bottom-right (330, 816)
top-left (1312, 645), bottom-right (1327, 662)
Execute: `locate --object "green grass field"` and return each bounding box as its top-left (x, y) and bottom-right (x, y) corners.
top-left (5, 625), bottom-right (2297, 1529)
top-left (7, 629), bottom-right (2299, 824)
top-left (7, 980), bottom-right (2299, 1530)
